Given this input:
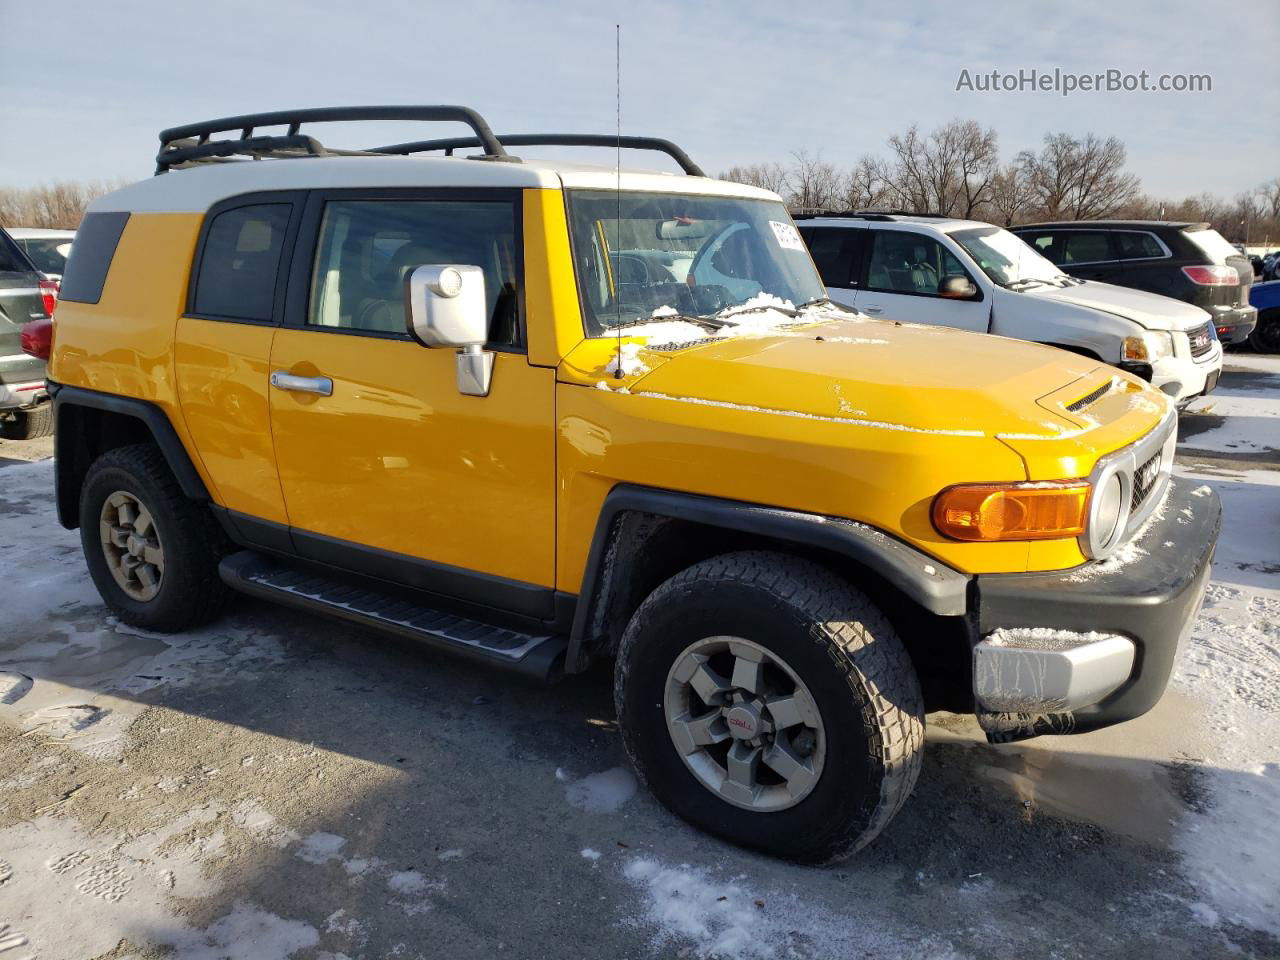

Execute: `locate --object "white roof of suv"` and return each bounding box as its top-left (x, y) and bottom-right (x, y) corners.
top-left (91, 156), bottom-right (777, 216)
top-left (797, 215), bottom-right (989, 234)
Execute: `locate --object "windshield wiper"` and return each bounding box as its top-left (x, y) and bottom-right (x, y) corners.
top-left (1007, 277), bottom-right (1051, 290)
top-left (713, 302), bottom-right (800, 322)
top-left (607, 312), bottom-right (726, 333)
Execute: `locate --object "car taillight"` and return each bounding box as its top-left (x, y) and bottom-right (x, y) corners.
top-left (37, 277), bottom-right (59, 317)
top-left (21, 316), bottom-right (53, 361)
top-left (1181, 265), bottom-right (1239, 286)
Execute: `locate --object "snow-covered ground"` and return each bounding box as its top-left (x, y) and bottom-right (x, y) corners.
top-left (0, 355), bottom-right (1276, 959)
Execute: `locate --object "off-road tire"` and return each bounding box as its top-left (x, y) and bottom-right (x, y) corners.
top-left (0, 404), bottom-right (52, 440)
top-left (615, 550), bottom-right (925, 863)
top-left (80, 443), bottom-right (230, 631)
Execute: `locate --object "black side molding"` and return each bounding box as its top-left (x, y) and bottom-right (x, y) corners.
top-left (567, 485), bottom-right (971, 669)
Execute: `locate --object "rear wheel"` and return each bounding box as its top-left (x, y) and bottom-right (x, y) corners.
top-left (80, 444), bottom-right (230, 631)
top-left (1249, 309), bottom-right (1280, 354)
top-left (615, 551), bottom-right (925, 863)
top-left (0, 404), bottom-right (52, 440)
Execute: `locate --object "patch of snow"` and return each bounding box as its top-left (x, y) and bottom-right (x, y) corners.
top-left (387, 871), bottom-right (429, 895)
top-left (564, 766), bottom-right (638, 814)
top-left (604, 342), bottom-right (651, 378)
top-left (294, 832), bottom-right (348, 865)
top-left (984, 628), bottom-right (1121, 651)
top-left (621, 858), bottom-right (965, 960)
top-left (164, 902), bottom-right (319, 959)
top-left (436, 849), bottom-right (464, 862)
top-left (580, 848), bottom-right (602, 861)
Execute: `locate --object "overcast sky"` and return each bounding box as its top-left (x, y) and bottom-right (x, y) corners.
top-left (1, 0), bottom-right (1276, 199)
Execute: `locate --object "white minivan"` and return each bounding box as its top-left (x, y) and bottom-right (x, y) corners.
top-left (796, 214), bottom-right (1222, 404)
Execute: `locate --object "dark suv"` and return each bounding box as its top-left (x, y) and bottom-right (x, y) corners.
top-left (1012, 221), bottom-right (1256, 345)
top-left (0, 226), bottom-right (54, 439)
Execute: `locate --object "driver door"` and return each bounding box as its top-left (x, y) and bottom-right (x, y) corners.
top-left (854, 229), bottom-right (989, 332)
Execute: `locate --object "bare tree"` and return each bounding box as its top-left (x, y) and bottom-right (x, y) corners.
top-left (884, 119), bottom-right (999, 217)
top-left (1018, 133), bottom-right (1140, 220)
top-left (0, 180), bottom-right (125, 229)
top-left (720, 162), bottom-right (789, 196)
top-left (988, 165), bottom-right (1035, 226)
top-left (783, 150), bottom-right (843, 212)
top-left (842, 155), bottom-right (894, 211)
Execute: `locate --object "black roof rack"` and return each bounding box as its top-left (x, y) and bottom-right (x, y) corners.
top-left (155, 105), bottom-right (511, 174)
top-left (371, 134), bottom-right (706, 177)
top-left (154, 106), bottom-right (707, 178)
top-left (792, 209), bottom-right (950, 222)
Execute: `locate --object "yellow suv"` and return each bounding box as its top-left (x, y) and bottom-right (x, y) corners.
top-left (47, 107), bottom-right (1220, 863)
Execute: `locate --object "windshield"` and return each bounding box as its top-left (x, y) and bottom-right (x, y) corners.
top-left (951, 226), bottom-right (1068, 287)
top-left (567, 190), bottom-right (826, 336)
top-left (18, 238), bottom-right (73, 274)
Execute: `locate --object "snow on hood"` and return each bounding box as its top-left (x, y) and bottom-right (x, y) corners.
top-left (1024, 280), bottom-right (1210, 332)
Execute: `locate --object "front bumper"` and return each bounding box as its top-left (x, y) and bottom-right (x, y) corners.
top-left (970, 476), bottom-right (1220, 738)
top-left (1147, 343), bottom-right (1222, 402)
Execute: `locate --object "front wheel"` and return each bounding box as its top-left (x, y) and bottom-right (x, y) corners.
top-left (615, 551), bottom-right (925, 863)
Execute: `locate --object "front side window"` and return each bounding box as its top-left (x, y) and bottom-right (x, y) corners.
top-left (566, 190), bottom-right (825, 336)
top-left (309, 199), bottom-right (519, 346)
top-left (865, 231), bottom-right (971, 296)
top-left (952, 226), bottom-right (1068, 287)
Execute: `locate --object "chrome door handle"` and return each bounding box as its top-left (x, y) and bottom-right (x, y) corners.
top-left (270, 371), bottom-right (333, 396)
top-left (863, 306), bottom-right (883, 314)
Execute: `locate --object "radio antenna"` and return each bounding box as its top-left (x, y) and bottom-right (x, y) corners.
top-left (613, 22), bottom-right (624, 379)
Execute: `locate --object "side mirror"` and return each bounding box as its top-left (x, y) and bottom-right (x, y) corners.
top-left (405, 264), bottom-right (494, 397)
top-left (938, 276), bottom-right (978, 299)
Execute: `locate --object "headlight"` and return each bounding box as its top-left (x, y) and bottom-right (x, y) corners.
top-left (1121, 332), bottom-right (1173, 362)
top-left (1091, 473), bottom-right (1125, 545)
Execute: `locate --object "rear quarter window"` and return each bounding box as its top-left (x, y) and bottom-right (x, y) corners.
top-left (191, 203), bottom-right (292, 321)
top-left (1184, 228), bottom-right (1239, 264)
top-left (58, 212), bottom-right (130, 303)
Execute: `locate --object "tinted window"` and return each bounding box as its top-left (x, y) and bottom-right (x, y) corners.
top-left (0, 229), bottom-right (35, 274)
top-left (801, 228), bottom-right (860, 287)
top-left (866, 231), bottom-right (970, 296)
top-left (1061, 232), bottom-right (1114, 264)
top-left (59, 212), bottom-right (130, 303)
top-left (1018, 232), bottom-right (1061, 262)
top-left (19, 238), bottom-right (74, 274)
top-left (193, 204), bottom-right (291, 321)
top-left (309, 199), bottom-right (520, 346)
top-left (1114, 232), bottom-right (1166, 260)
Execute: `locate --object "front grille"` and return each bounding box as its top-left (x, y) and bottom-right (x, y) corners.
top-left (1132, 452), bottom-right (1162, 510)
top-left (1066, 380), bottom-right (1112, 413)
top-left (1188, 322), bottom-right (1215, 358)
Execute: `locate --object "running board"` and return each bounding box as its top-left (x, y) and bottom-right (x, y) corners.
top-left (218, 551), bottom-right (566, 680)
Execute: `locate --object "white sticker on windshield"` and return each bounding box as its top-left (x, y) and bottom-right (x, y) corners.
top-left (769, 220), bottom-right (805, 252)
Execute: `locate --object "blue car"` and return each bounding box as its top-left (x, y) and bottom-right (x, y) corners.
top-left (1250, 280), bottom-right (1280, 353)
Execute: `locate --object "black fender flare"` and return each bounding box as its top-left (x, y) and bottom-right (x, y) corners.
top-left (50, 381), bottom-right (209, 528)
top-left (565, 484), bottom-right (971, 671)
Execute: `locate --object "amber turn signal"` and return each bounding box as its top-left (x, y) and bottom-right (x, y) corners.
top-left (932, 481), bottom-right (1090, 542)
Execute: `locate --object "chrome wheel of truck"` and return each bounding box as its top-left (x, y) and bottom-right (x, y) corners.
top-left (616, 551), bottom-right (925, 863)
top-left (99, 490), bottom-right (165, 601)
top-left (664, 636), bottom-right (825, 811)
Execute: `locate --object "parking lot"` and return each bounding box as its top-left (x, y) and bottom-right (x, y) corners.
top-left (0, 354), bottom-right (1273, 960)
